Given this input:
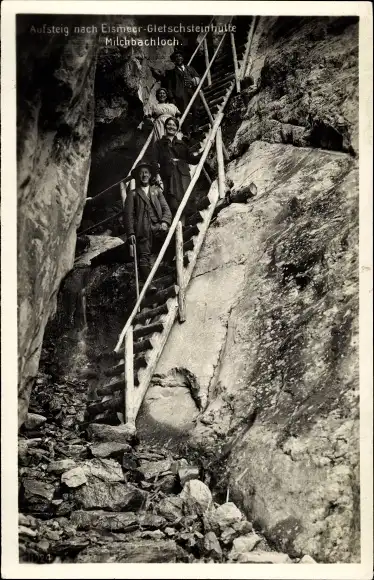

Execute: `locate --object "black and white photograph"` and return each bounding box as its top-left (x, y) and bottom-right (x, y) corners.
top-left (1, 1), bottom-right (373, 577)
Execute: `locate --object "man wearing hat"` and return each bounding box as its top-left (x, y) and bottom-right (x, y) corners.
top-left (164, 50), bottom-right (200, 134)
top-left (124, 160), bottom-right (172, 292)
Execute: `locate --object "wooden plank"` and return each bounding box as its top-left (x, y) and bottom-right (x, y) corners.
top-left (183, 238), bottom-right (195, 253)
top-left (133, 338), bottom-right (153, 355)
top-left (97, 376), bottom-right (124, 396)
top-left (153, 273), bottom-right (175, 290)
top-left (142, 284), bottom-right (179, 308)
top-left (184, 181), bottom-right (220, 288)
top-left (199, 90), bottom-right (214, 125)
top-left (185, 210), bottom-right (204, 227)
top-left (87, 394), bottom-right (122, 415)
top-left (179, 35), bottom-right (227, 129)
top-left (239, 17), bottom-right (257, 81)
top-left (133, 321), bottom-right (164, 340)
top-left (114, 112), bottom-right (224, 353)
top-left (133, 303), bottom-right (169, 325)
top-left (133, 298), bottom-right (179, 415)
top-left (124, 325), bottom-right (135, 424)
top-left (183, 223), bottom-right (200, 241)
top-left (203, 38), bottom-right (212, 86)
top-left (104, 360), bottom-right (125, 378)
top-left (216, 127), bottom-right (226, 199)
top-left (187, 17), bottom-right (214, 65)
top-left (176, 221), bottom-right (186, 323)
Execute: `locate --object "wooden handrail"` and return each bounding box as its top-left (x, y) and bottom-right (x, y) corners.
top-left (114, 111), bottom-right (224, 353)
top-left (187, 17), bottom-right (215, 66)
top-left (83, 19), bottom-right (214, 209)
top-left (240, 16), bottom-right (257, 81)
top-left (178, 32), bottom-right (227, 129)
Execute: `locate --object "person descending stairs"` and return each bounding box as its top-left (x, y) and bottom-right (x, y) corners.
top-left (83, 16), bottom-right (258, 428)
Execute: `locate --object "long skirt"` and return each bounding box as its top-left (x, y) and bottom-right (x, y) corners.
top-left (162, 168), bottom-right (191, 216)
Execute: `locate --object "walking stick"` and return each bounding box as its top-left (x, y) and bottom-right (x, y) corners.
top-left (129, 239), bottom-right (140, 311)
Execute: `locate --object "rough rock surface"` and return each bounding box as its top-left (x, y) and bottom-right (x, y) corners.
top-left (17, 19), bottom-right (99, 427)
top-left (180, 480), bottom-right (213, 516)
top-left (76, 539), bottom-right (182, 563)
top-left (155, 139), bottom-right (358, 561)
top-left (224, 17), bottom-right (358, 158)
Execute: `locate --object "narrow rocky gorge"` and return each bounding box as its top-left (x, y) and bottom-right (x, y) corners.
top-left (18, 15), bottom-right (359, 564)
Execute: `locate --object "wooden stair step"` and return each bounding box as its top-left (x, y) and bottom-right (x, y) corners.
top-left (134, 354), bottom-right (148, 372)
top-left (183, 238), bottom-right (195, 253)
top-left (203, 86), bottom-right (228, 102)
top-left (96, 350), bottom-right (123, 364)
top-left (89, 411), bottom-right (121, 425)
top-left (193, 123), bottom-right (210, 136)
top-left (197, 104), bottom-right (219, 117)
top-left (153, 273), bottom-right (175, 290)
top-left (183, 223), bottom-right (200, 241)
top-left (211, 70), bottom-right (235, 83)
top-left (103, 360), bottom-right (124, 378)
top-left (185, 210), bottom-right (204, 227)
top-left (133, 337), bottom-right (153, 354)
top-left (133, 321), bottom-right (164, 341)
top-left (204, 80), bottom-right (233, 97)
top-left (206, 95), bottom-right (225, 108)
top-left (133, 302), bottom-right (169, 325)
top-left (87, 394), bottom-right (122, 415)
top-left (196, 196), bottom-right (211, 212)
top-left (142, 284), bottom-right (179, 308)
top-left (97, 376), bottom-right (124, 396)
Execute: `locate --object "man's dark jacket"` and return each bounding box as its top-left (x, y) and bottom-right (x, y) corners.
top-left (124, 185), bottom-right (172, 240)
top-left (164, 64), bottom-right (199, 112)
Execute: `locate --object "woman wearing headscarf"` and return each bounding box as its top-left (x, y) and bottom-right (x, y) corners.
top-left (152, 116), bottom-right (202, 216)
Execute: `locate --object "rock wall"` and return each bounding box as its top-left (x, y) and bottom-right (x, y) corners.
top-left (147, 17), bottom-right (359, 562)
top-left (17, 16), bottom-right (99, 426)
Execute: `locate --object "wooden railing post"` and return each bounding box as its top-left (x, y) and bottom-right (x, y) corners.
top-left (176, 221), bottom-right (186, 323)
top-left (203, 37), bottom-right (212, 87)
top-left (240, 16), bottom-right (257, 81)
top-left (230, 32), bottom-right (241, 93)
top-left (114, 111), bottom-right (225, 353)
top-left (216, 127), bottom-right (225, 199)
top-left (124, 326), bottom-right (135, 424)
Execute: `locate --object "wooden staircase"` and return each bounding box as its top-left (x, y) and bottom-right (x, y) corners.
top-left (85, 16), bottom-right (257, 428)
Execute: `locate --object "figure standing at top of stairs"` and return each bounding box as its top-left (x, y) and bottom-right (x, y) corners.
top-left (123, 161), bottom-right (172, 292)
top-left (164, 49), bottom-right (201, 135)
top-left (152, 116), bottom-right (202, 217)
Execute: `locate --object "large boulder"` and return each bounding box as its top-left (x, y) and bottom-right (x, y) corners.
top-left (73, 480), bottom-right (146, 511)
top-left (180, 480), bottom-right (213, 516)
top-left (167, 138), bottom-right (358, 562)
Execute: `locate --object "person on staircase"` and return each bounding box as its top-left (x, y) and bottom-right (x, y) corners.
top-left (152, 116), bottom-right (202, 218)
top-left (164, 50), bottom-right (200, 137)
top-left (124, 160), bottom-right (172, 293)
top-left (144, 87), bottom-right (182, 143)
